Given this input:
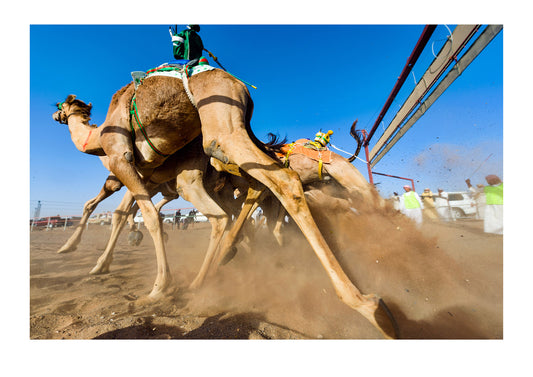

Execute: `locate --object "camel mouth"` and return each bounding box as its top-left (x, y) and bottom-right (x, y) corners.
top-left (52, 110), bottom-right (67, 124)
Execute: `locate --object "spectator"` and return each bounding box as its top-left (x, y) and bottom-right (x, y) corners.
top-left (252, 208), bottom-right (266, 228)
top-left (174, 209), bottom-right (181, 230)
top-left (420, 188), bottom-right (438, 221)
top-left (482, 174), bottom-right (503, 234)
top-left (435, 188), bottom-right (452, 221)
top-left (390, 192), bottom-right (401, 212)
top-left (465, 178), bottom-right (486, 220)
top-left (182, 209), bottom-right (197, 230)
top-left (399, 185), bottom-right (424, 227)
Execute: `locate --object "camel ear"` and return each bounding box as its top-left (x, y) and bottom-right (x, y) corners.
top-left (88, 103), bottom-right (93, 110)
top-left (66, 94), bottom-right (76, 103)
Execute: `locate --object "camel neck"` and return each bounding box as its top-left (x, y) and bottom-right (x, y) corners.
top-left (67, 115), bottom-right (105, 156)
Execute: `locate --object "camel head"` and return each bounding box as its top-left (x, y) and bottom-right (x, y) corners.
top-left (53, 94), bottom-right (93, 125)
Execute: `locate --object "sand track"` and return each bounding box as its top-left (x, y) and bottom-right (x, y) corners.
top-left (30, 216), bottom-right (502, 340)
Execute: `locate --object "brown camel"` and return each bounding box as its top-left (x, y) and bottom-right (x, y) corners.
top-left (261, 128), bottom-right (391, 244)
top-left (268, 129), bottom-right (386, 210)
top-left (52, 68), bottom-right (397, 338)
top-left (56, 135), bottom-right (252, 286)
top-left (207, 125), bottom-right (391, 252)
top-left (83, 137), bottom-right (234, 279)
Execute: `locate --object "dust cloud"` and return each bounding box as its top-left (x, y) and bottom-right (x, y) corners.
top-left (30, 185), bottom-right (502, 339)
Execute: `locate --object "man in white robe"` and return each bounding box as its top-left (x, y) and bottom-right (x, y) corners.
top-left (399, 185), bottom-right (424, 227)
top-left (482, 175), bottom-right (503, 234)
top-left (465, 179), bottom-right (486, 220)
top-left (435, 188), bottom-right (452, 221)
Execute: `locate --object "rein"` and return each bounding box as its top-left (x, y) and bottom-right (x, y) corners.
top-left (129, 95), bottom-right (170, 157)
top-left (58, 110), bottom-right (86, 125)
top-left (56, 107), bottom-right (95, 152)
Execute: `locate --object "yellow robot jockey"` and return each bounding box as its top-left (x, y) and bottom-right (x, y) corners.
top-left (308, 130), bottom-right (334, 149)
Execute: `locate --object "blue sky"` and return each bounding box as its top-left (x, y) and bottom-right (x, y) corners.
top-left (9, 2), bottom-right (533, 369)
top-left (29, 24), bottom-right (503, 218)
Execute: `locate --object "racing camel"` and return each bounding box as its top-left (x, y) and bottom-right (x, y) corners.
top-left (200, 124), bottom-right (391, 262)
top-left (53, 68), bottom-right (398, 338)
top-left (263, 126), bottom-right (391, 243)
top-left (55, 135), bottom-right (236, 278)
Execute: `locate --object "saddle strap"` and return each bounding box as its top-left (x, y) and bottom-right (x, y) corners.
top-left (181, 70), bottom-right (198, 109)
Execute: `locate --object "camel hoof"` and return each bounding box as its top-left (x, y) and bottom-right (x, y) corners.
top-left (89, 264), bottom-right (110, 275)
top-left (135, 289), bottom-right (176, 307)
top-left (57, 245), bottom-right (77, 254)
top-left (134, 295), bottom-right (156, 306)
top-left (146, 281), bottom-right (175, 301)
top-left (188, 277), bottom-right (204, 290)
top-left (128, 230), bottom-right (143, 246)
top-left (374, 298), bottom-right (400, 339)
top-left (220, 246), bottom-right (238, 265)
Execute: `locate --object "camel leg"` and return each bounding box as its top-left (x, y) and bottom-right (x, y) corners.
top-left (207, 182), bottom-right (266, 275)
top-left (155, 196), bottom-right (175, 213)
top-left (261, 195), bottom-right (285, 247)
top-left (164, 169), bottom-right (231, 290)
top-left (226, 196), bottom-right (262, 259)
top-left (127, 202), bottom-right (140, 231)
top-left (58, 174), bottom-right (122, 253)
top-left (242, 155), bottom-right (397, 338)
top-left (154, 194), bottom-right (178, 243)
top-left (105, 155), bottom-right (172, 300)
top-left (90, 190), bottom-right (135, 274)
top-left (272, 206), bottom-right (286, 247)
top-left (91, 183), bottom-right (176, 273)
top-left (236, 216), bottom-right (258, 256)
top-left (202, 133), bottom-right (398, 338)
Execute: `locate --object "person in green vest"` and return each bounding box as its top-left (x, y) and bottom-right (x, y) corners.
top-left (483, 174), bottom-right (503, 234)
top-left (169, 24), bottom-right (204, 65)
top-left (399, 185), bottom-right (424, 227)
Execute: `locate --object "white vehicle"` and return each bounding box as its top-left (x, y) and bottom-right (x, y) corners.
top-left (194, 212), bottom-right (208, 222)
top-left (162, 216), bottom-right (175, 224)
top-left (434, 191), bottom-right (478, 218)
top-left (88, 212), bottom-right (112, 226)
top-left (133, 212), bottom-right (144, 224)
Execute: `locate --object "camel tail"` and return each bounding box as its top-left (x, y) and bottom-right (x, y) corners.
top-left (347, 119), bottom-right (363, 163)
top-left (264, 133), bottom-right (288, 150)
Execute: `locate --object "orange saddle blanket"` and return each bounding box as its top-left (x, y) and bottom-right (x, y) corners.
top-left (279, 139), bottom-right (332, 163)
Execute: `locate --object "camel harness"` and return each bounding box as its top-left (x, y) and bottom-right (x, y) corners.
top-left (279, 138), bottom-right (333, 180)
top-left (128, 60), bottom-right (216, 157)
